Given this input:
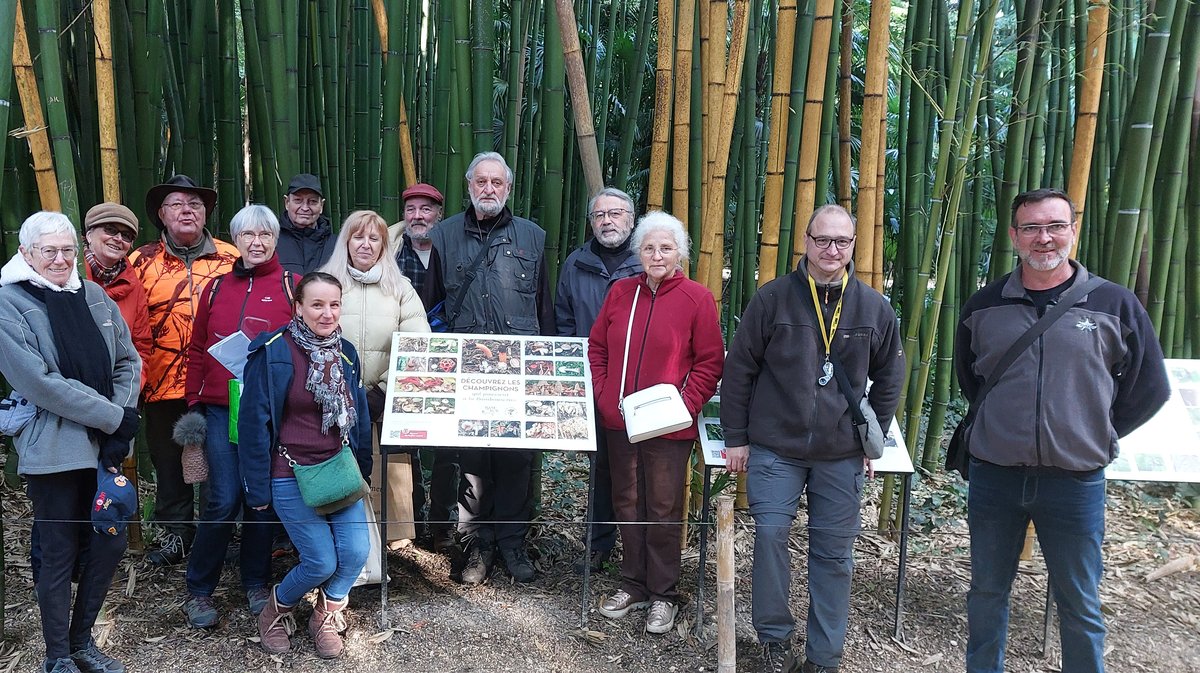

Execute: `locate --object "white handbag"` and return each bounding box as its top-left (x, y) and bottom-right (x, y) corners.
top-left (617, 285), bottom-right (694, 443)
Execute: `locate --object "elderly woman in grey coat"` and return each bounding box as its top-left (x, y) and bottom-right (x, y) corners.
top-left (0, 212), bottom-right (141, 673)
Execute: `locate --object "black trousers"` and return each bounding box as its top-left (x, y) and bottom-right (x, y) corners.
top-left (457, 449), bottom-right (534, 551)
top-left (587, 428), bottom-right (618, 552)
top-left (27, 469), bottom-right (127, 659)
top-left (144, 399), bottom-right (195, 542)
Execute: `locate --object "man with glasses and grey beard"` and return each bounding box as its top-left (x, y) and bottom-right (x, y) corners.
top-left (424, 152), bottom-right (554, 585)
top-left (722, 204), bottom-right (905, 673)
top-left (554, 187), bottom-right (643, 573)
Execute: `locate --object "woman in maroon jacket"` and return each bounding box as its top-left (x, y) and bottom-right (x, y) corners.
top-left (177, 204), bottom-right (296, 629)
top-left (588, 211), bottom-right (724, 635)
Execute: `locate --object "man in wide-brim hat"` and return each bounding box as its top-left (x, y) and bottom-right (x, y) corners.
top-left (128, 175), bottom-right (238, 567)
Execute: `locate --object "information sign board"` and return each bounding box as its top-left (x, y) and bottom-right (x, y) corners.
top-left (1109, 359), bottom-right (1200, 482)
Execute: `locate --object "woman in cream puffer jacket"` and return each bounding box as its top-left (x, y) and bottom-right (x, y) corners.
top-left (321, 210), bottom-right (430, 546)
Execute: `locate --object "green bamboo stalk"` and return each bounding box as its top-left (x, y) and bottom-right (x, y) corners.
top-left (774, 2), bottom-right (815, 277)
top-left (35, 0), bottom-right (80, 225)
top-left (542, 0), bottom-right (567, 288)
top-left (0, 0), bottom-right (17, 204)
top-left (614, 0), bottom-right (653, 189)
top-left (503, 0), bottom-right (528, 168)
top-left (472, 0), bottom-right (495, 154)
top-left (216, 0), bottom-right (243, 225)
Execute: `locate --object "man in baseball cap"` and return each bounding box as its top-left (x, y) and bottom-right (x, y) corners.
top-left (276, 172), bottom-right (335, 275)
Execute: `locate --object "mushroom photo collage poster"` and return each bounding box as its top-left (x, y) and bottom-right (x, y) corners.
top-left (380, 334), bottom-right (597, 451)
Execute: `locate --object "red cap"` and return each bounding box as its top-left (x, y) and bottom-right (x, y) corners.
top-left (402, 183), bottom-right (444, 205)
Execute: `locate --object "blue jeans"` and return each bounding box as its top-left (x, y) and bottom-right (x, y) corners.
top-left (966, 459), bottom-right (1107, 673)
top-left (271, 478), bottom-right (370, 605)
top-left (186, 405), bottom-right (275, 596)
top-left (746, 446), bottom-right (863, 669)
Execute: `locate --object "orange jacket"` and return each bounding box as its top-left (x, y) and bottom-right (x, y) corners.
top-left (85, 263), bottom-right (153, 389)
top-left (128, 237), bottom-right (239, 402)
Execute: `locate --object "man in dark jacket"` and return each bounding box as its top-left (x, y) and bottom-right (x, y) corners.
top-left (425, 152), bottom-right (554, 585)
top-left (554, 187), bottom-right (641, 572)
top-left (955, 188), bottom-right (1169, 673)
top-left (276, 173), bottom-right (335, 275)
top-left (723, 204), bottom-right (905, 673)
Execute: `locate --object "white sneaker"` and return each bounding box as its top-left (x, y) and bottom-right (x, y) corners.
top-left (598, 590), bottom-right (649, 619)
top-left (645, 600), bottom-right (678, 634)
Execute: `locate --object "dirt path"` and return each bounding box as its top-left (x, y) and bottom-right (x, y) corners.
top-left (1, 468), bottom-right (1198, 672)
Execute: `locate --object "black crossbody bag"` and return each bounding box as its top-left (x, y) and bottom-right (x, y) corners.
top-left (945, 275), bottom-right (1105, 479)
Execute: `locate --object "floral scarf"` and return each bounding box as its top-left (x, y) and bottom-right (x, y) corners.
top-left (286, 316), bottom-right (357, 435)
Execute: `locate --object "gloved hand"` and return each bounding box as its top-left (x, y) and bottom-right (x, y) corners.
top-left (99, 434), bottom-right (131, 471)
top-left (111, 406), bottom-right (141, 444)
top-left (366, 385), bottom-right (386, 422)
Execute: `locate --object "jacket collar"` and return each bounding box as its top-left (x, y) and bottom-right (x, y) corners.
top-left (639, 267), bottom-right (686, 294)
top-left (1002, 259), bottom-right (1089, 301)
top-left (280, 212), bottom-right (332, 240)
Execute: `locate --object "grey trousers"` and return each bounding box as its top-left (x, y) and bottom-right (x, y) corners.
top-left (747, 446), bottom-right (863, 669)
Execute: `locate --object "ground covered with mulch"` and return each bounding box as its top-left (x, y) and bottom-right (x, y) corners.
top-left (1, 454), bottom-right (1198, 672)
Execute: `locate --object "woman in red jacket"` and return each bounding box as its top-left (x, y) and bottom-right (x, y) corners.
top-left (177, 204), bottom-right (296, 629)
top-left (588, 211), bottom-right (724, 635)
top-left (82, 203), bottom-right (152, 379)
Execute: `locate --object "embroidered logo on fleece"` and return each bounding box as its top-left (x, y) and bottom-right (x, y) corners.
top-left (1075, 317), bottom-right (1098, 332)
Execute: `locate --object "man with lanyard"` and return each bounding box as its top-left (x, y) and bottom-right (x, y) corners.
top-left (553, 187), bottom-right (642, 573)
top-left (424, 152), bottom-right (555, 584)
top-left (955, 188), bottom-right (1168, 673)
top-left (722, 204), bottom-right (905, 673)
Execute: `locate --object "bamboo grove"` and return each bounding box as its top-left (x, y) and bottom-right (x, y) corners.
top-left (2, 1), bottom-right (1198, 509)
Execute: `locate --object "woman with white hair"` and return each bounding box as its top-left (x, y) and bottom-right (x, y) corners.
top-left (588, 211), bottom-right (724, 634)
top-left (0, 212), bottom-right (141, 673)
top-left (178, 204), bottom-right (297, 628)
top-left (320, 210), bottom-right (429, 547)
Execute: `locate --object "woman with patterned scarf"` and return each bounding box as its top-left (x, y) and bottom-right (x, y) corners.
top-left (82, 203), bottom-right (152, 374)
top-left (236, 272), bottom-right (374, 659)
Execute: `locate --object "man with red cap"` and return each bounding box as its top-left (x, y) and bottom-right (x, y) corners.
top-left (388, 182), bottom-right (458, 553)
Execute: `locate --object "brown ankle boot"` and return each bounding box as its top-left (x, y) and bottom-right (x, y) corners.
top-left (256, 587), bottom-right (294, 654)
top-left (309, 590), bottom-right (349, 659)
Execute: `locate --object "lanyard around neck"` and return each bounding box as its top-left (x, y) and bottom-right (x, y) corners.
top-left (807, 272), bottom-right (848, 360)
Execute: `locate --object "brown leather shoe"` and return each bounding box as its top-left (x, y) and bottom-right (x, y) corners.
top-left (256, 587), bottom-right (294, 654)
top-left (309, 590), bottom-right (349, 659)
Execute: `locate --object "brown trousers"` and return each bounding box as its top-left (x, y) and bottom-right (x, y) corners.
top-left (606, 430), bottom-right (692, 604)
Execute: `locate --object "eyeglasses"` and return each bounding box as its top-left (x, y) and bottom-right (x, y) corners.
top-left (1013, 222), bottom-right (1074, 238)
top-left (89, 224), bottom-right (136, 243)
top-left (237, 231), bottom-right (275, 243)
top-left (807, 234), bottom-right (856, 250)
top-left (161, 199), bottom-right (205, 212)
top-left (33, 246), bottom-right (77, 261)
top-left (640, 245), bottom-right (678, 257)
top-left (589, 208), bottom-right (630, 223)
top-left (287, 195), bottom-right (323, 208)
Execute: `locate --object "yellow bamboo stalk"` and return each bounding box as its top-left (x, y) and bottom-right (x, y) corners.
top-left (646, 0), bottom-right (676, 210)
top-left (1068, 0), bottom-right (1109, 256)
top-left (756, 0), bottom-right (798, 287)
top-left (11, 1), bottom-right (59, 211)
top-left (702, 0), bottom-right (726, 188)
top-left (874, 121), bottom-right (886, 290)
top-left (372, 0), bottom-right (417, 186)
top-left (696, 0), bottom-right (752, 298)
top-left (837, 3), bottom-right (853, 211)
top-left (715, 495), bottom-right (736, 672)
top-left (671, 0), bottom-right (697, 227)
top-left (555, 0), bottom-right (603, 197)
top-left (790, 0), bottom-right (837, 269)
top-left (93, 0), bottom-right (120, 202)
top-left (854, 0), bottom-right (891, 284)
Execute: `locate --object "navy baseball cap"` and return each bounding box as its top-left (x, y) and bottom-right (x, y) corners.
top-left (92, 470), bottom-right (139, 536)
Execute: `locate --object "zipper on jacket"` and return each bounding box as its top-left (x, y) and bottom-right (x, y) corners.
top-left (1033, 297), bottom-right (1050, 465)
top-left (237, 276), bottom-right (255, 329)
top-left (631, 286), bottom-right (657, 393)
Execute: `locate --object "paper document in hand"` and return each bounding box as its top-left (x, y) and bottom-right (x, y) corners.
top-left (207, 330), bottom-right (252, 380)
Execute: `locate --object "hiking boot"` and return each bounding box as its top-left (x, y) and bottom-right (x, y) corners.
top-left (147, 532), bottom-right (186, 567)
top-left (256, 587), bottom-right (294, 654)
top-left (645, 600), bottom-right (678, 634)
top-left (69, 641), bottom-right (125, 673)
top-left (800, 661), bottom-right (839, 673)
top-left (597, 589), bottom-right (649, 619)
top-left (458, 543), bottom-right (494, 585)
top-left (500, 546), bottom-right (535, 583)
top-left (309, 590), bottom-right (349, 659)
top-left (182, 594), bottom-right (219, 629)
top-left (761, 641), bottom-right (801, 673)
top-left (42, 658), bottom-right (81, 673)
top-left (572, 547), bottom-right (613, 574)
top-left (246, 586), bottom-right (270, 616)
